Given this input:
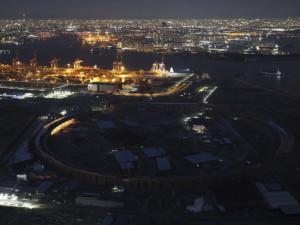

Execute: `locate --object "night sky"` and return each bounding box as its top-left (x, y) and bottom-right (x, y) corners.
top-left (0, 0), bottom-right (299, 19)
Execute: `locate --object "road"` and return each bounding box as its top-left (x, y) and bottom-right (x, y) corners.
top-left (0, 114), bottom-right (48, 166)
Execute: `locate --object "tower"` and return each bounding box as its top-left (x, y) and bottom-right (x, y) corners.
top-left (161, 21), bottom-right (167, 46)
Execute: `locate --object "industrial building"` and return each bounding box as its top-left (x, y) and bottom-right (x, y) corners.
top-left (255, 183), bottom-right (300, 212)
top-left (75, 192), bottom-right (124, 208)
top-left (142, 147), bottom-right (166, 158)
top-left (185, 153), bottom-right (220, 167)
top-left (88, 82), bottom-right (119, 93)
top-left (113, 150), bottom-right (137, 170)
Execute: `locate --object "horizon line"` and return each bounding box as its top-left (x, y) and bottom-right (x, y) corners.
top-left (1, 17), bottom-right (300, 20)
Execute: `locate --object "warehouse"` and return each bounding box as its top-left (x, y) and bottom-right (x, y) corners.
top-left (143, 147), bottom-right (166, 158)
top-left (75, 192), bottom-right (124, 208)
top-left (156, 157), bottom-right (172, 172)
top-left (255, 183), bottom-right (300, 210)
top-left (185, 153), bottom-right (220, 167)
top-left (113, 150), bottom-right (137, 170)
top-left (96, 120), bottom-right (117, 133)
top-left (88, 82), bottom-right (119, 93)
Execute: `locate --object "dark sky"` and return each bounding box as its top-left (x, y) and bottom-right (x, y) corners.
top-left (0, 0), bottom-right (299, 19)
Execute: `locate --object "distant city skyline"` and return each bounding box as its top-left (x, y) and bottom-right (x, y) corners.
top-left (0, 0), bottom-right (300, 19)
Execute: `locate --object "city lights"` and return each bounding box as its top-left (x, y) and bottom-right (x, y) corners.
top-left (0, 5), bottom-right (299, 224)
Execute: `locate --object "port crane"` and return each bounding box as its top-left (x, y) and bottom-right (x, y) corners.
top-left (50, 57), bottom-right (60, 69)
top-left (30, 51), bottom-right (37, 68)
top-left (73, 58), bottom-right (83, 68)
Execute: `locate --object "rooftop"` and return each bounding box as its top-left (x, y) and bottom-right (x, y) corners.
top-left (185, 153), bottom-right (219, 165)
top-left (156, 157), bottom-right (172, 171)
top-left (96, 120), bottom-right (117, 130)
top-left (143, 147), bottom-right (166, 158)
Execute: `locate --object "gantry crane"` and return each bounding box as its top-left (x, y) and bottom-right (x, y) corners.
top-left (50, 57), bottom-right (60, 68)
top-left (73, 58), bottom-right (83, 68)
top-left (12, 50), bottom-right (20, 67)
top-left (30, 51), bottom-right (37, 68)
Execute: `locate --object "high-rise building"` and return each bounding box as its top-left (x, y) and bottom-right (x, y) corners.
top-left (161, 21), bottom-right (167, 46)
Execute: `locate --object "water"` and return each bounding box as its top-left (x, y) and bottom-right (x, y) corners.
top-left (0, 35), bottom-right (300, 97)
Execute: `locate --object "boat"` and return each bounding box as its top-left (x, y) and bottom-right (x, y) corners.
top-left (259, 68), bottom-right (283, 76)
